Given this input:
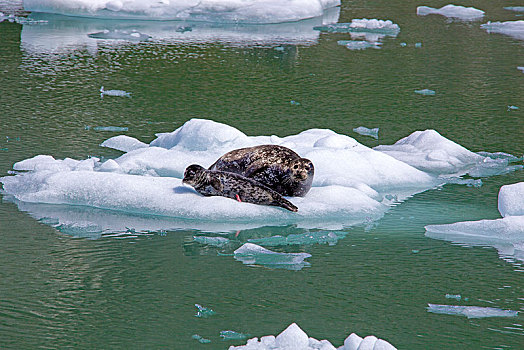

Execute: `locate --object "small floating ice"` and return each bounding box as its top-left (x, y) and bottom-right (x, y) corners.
top-left (481, 21), bottom-right (524, 41)
top-left (195, 303), bottom-right (216, 318)
top-left (228, 323), bottom-right (396, 350)
top-left (445, 294), bottom-right (462, 301)
top-left (507, 105), bottom-right (519, 111)
top-left (519, 67), bottom-right (524, 73)
top-left (353, 126), bottom-right (379, 139)
top-left (234, 243), bottom-right (311, 269)
top-left (100, 135), bottom-right (148, 152)
top-left (417, 4), bottom-right (485, 21)
top-left (192, 334), bottom-right (211, 343)
top-left (314, 19), bottom-right (400, 34)
top-left (100, 86), bottom-right (131, 98)
top-left (337, 40), bottom-right (381, 50)
top-left (248, 231), bottom-right (347, 246)
top-left (427, 304), bottom-right (518, 318)
top-left (414, 89), bottom-right (435, 96)
top-left (504, 7), bottom-right (524, 13)
top-left (194, 235), bottom-right (230, 247)
top-left (88, 29), bottom-right (151, 41)
top-left (221, 330), bottom-right (249, 341)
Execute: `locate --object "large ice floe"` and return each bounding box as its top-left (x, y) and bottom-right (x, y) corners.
top-left (416, 4), bottom-right (485, 21)
top-left (23, 0), bottom-right (340, 23)
top-left (481, 21), bottom-right (524, 41)
top-left (426, 182), bottom-right (524, 262)
top-left (19, 8), bottom-right (340, 55)
top-left (1, 119), bottom-right (522, 237)
top-left (228, 323), bottom-right (396, 350)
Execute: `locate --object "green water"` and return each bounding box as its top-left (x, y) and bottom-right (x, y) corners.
top-left (1, 0), bottom-right (523, 348)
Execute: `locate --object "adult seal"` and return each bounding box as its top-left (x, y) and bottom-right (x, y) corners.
top-left (183, 164), bottom-right (298, 212)
top-left (208, 145), bottom-right (314, 197)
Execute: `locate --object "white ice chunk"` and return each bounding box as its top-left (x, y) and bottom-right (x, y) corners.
top-left (228, 323), bottom-right (395, 350)
top-left (88, 29), bottom-right (151, 41)
top-left (100, 86), bottom-right (131, 97)
top-left (417, 4), bottom-right (484, 20)
top-left (23, 0), bottom-right (341, 24)
top-left (98, 159), bottom-right (121, 172)
top-left (315, 19), bottom-right (400, 36)
top-left (100, 135), bottom-right (148, 152)
top-left (373, 130), bottom-right (509, 177)
top-left (355, 335), bottom-right (377, 350)
top-left (505, 7), bottom-right (524, 13)
top-left (353, 126), bottom-right (379, 139)
top-left (337, 40), bottom-right (381, 50)
top-left (427, 304), bottom-right (518, 318)
top-left (481, 21), bottom-right (524, 41)
top-left (498, 182), bottom-right (524, 217)
top-left (414, 89), bottom-right (435, 96)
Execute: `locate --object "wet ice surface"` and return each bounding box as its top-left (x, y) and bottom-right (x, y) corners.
top-left (23, 0), bottom-right (340, 23)
top-left (427, 304), bottom-right (519, 319)
top-left (425, 182), bottom-right (524, 262)
top-left (414, 89), bottom-right (435, 96)
top-left (481, 21), bottom-right (524, 41)
top-left (337, 40), bottom-right (381, 50)
top-left (88, 29), bottom-right (151, 41)
top-left (416, 4), bottom-right (485, 21)
top-left (100, 86), bottom-right (131, 97)
top-left (228, 323), bottom-right (396, 350)
top-left (353, 126), bottom-right (379, 139)
top-left (234, 243), bottom-right (312, 270)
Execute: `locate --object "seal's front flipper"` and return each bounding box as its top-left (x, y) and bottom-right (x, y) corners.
top-left (278, 198), bottom-right (298, 212)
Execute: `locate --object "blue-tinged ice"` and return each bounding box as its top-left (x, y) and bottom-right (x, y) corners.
top-left (353, 126), bottom-right (379, 139)
top-left (234, 243), bottom-right (311, 270)
top-left (194, 236), bottom-right (230, 247)
top-left (481, 21), bottom-right (524, 41)
top-left (229, 323), bottom-right (397, 350)
top-left (507, 105), bottom-right (519, 111)
top-left (417, 5), bottom-right (485, 21)
top-left (505, 7), bottom-right (524, 13)
top-left (427, 304), bottom-right (518, 318)
top-left (101, 135), bottom-right (148, 153)
top-left (86, 126), bottom-right (129, 132)
top-left (337, 40), bottom-right (381, 50)
top-left (414, 89), bottom-right (435, 96)
top-left (314, 19), bottom-right (400, 34)
top-left (192, 334), bottom-right (211, 343)
top-left (518, 67), bottom-right (524, 73)
top-left (23, 0), bottom-right (341, 24)
top-left (56, 222), bottom-right (103, 239)
top-left (445, 294), bottom-right (461, 301)
top-left (100, 86), bottom-right (131, 98)
top-left (220, 330), bottom-right (249, 341)
top-left (88, 29), bottom-right (151, 41)
top-left (248, 231), bottom-right (346, 246)
top-left (425, 182), bottom-right (524, 262)
top-left (195, 303), bottom-right (216, 318)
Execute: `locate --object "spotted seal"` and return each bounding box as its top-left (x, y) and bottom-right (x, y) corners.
top-left (208, 145), bottom-right (314, 197)
top-left (183, 164), bottom-right (298, 212)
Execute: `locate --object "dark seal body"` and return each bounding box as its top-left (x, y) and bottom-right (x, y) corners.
top-left (208, 145), bottom-right (314, 197)
top-left (183, 164), bottom-right (298, 212)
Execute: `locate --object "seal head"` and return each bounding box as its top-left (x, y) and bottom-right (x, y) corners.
top-left (183, 164), bottom-right (298, 212)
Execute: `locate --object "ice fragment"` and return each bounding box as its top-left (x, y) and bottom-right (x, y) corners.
top-left (417, 5), bottom-right (484, 21)
top-left (195, 303), bottom-right (216, 318)
top-left (220, 330), bottom-right (249, 340)
top-left (353, 126), bottom-right (379, 139)
top-left (414, 89), bottom-right (435, 96)
top-left (192, 334), bottom-right (211, 343)
top-left (100, 86), bottom-right (132, 98)
top-left (427, 304), bottom-right (518, 318)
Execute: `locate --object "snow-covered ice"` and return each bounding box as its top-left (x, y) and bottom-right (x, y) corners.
top-left (374, 130), bottom-right (522, 177)
top-left (425, 182), bottom-right (524, 262)
top-left (1, 119), bottom-right (521, 236)
top-left (228, 323), bottom-right (396, 350)
top-left (23, 0), bottom-right (341, 24)
top-left (481, 21), bottom-right (524, 41)
top-left (417, 4), bottom-right (485, 21)
top-left (427, 304), bottom-right (518, 318)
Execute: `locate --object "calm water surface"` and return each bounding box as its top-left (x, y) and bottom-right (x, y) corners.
top-left (1, 0), bottom-right (523, 348)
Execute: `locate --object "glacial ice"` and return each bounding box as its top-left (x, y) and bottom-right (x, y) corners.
top-left (192, 334), bottom-right (211, 343)
top-left (194, 235), bottom-right (230, 247)
top-left (247, 231), bottom-right (347, 246)
top-left (374, 130), bottom-right (522, 177)
top-left (195, 303), bottom-right (216, 318)
top-left (100, 86), bottom-right (131, 98)
top-left (481, 21), bottom-right (524, 41)
top-left (86, 126), bottom-right (129, 132)
top-left (228, 323), bottom-right (396, 350)
top-left (353, 126), bottom-right (379, 139)
top-left (427, 304), bottom-right (518, 318)
top-left (414, 89), bottom-right (435, 96)
top-left (338, 40), bottom-right (381, 50)
top-left (505, 7), bottom-right (524, 13)
top-left (315, 19), bottom-right (400, 43)
top-left (23, 0), bottom-right (341, 24)
top-left (233, 243), bottom-right (311, 269)
top-left (1, 119), bottom-right (521, 235)
top-left (425, 182), bottom-right (524, 262)
top-left (88, 29), bottom-right (151, 41)
top-left (221, 330), bottom-right (249, 341)
top-left (416, 5), bottom-right (485, 21)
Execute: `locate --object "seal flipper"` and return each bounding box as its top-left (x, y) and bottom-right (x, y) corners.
top-left (276, 197), bottom-right (298, 212)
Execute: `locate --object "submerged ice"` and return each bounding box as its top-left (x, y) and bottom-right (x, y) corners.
top-left (229, 323), bottom-right (396, 350)
top-left (23, 0), bottom-right (341, 24)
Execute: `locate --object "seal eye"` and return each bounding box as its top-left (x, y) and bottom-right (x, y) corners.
top-left (293, 164), bottom-right (299, 170)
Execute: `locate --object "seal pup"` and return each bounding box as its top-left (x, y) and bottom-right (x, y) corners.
top-left (208, 145), bottom-right (314, 197)
top-left (182, 164), bottom-right (298, 212)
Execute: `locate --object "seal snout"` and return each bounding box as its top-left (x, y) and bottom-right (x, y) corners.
top-left (183, 164), bottom-right (205, 185)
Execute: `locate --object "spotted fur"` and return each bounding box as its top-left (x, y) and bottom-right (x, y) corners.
top-left (208, 145), bottom-right (314, 197)
top-left (183, 164), bottom-right (298, 212)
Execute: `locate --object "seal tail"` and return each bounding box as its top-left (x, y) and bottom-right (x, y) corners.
top-left (277, 198), bottom-right (298, 212)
